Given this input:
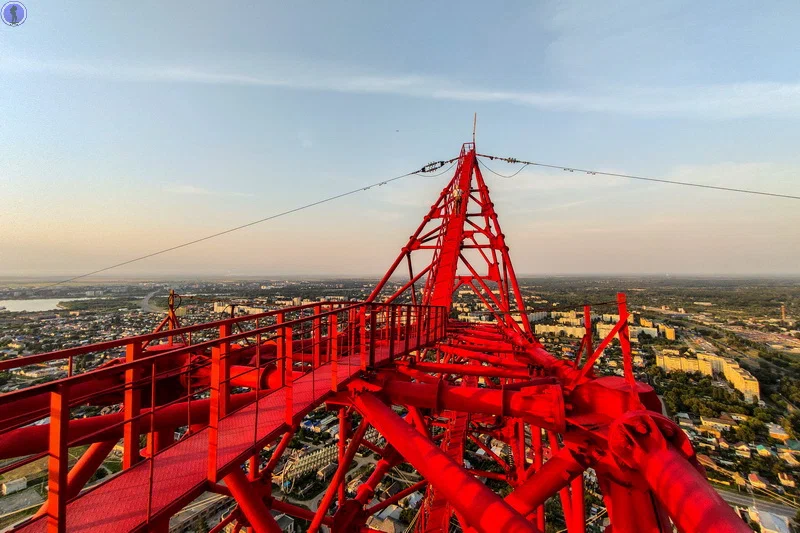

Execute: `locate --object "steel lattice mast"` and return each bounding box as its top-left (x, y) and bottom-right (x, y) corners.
top-left (0, 142), bottom-right (749, 533)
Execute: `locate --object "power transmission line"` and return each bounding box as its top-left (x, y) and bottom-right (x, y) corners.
top-left (477, 154), bottom-right (800, 201)
top-left (35, 157), bottom-right (458, 290)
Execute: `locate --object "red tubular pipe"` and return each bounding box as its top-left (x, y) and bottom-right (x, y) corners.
top-left (270, 498), bottom-right (333, 525)
top-left (32, 439), bottom-right (117, 519)
top-left (224, 468), bottom-right (282, 533)
top-left (355, 455), bottom-right (398, 505)
top-left (638, 446), bottom-right (751, 533)
top-left (308, 419), bottom-right (369, 533)
top-left (0, 377), bottom-right (119, 432)
top-left (227, 365), bottom-right (303, 389)
top-left (437, 345), bottom-right (528, 369)
top-left (366, 479), bottom-right (427, 515)
top-left (467, 469), bottom-right (509, 482)
top-left (407, 361), bottom-right (531, 380)
top-left (209, 510), bottom-right (238, 533)
top-left (264, 427), bottom-right (296, 475)
top-left (0, 392), bottom-right (259, 460)
top-left (379, 379), bottom-right (564, 431)
top-left (353, 392), bottom-right (539, 533)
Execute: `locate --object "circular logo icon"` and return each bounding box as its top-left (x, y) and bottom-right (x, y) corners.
top-left (1, 2), bottom-right (26, 26)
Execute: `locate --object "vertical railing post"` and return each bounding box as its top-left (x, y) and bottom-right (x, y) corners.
top-left (583, 304), bottom-right (593, 357)
top-left (47, 384), bottom-right (69, 533)
top-left (313, 304), bottom-right (322, 367)
top-left (285, 325), bottom-right (294, 425)
top-left (532, 426), bottom-right (545, 531)
top-left (423, 306), bottom-right (429, 345)
top-left (404, 305), bottom-right (411, 354)
top-left (368, 305), bottom-right (377, 368)
top-left (337, 407), bottom-right (349, 503)
top-left (253, 323), bottom-right (262, 471)
top-left (146, 362), bottom-right (157, 523)
top-left (123, 341), bottom-right (142, 469)
top-left (347, 306), bottom-right (356, 372)
top-left (388, 305), bottom-right (397, 362)
top-left (207, 324), bottom-right (230, 482)
top-left (384, 306), bottom-right (390, 344)
top-left (360, 306), bottom-right (368, 371)
top-left (276, 312), bottom-right (285, 384)
top-left (617, 293), bottom-right (637, 403)
top-left (416, 306), bottom-right (423, 352)
top-left (330, 314), bottom-right (339, 392)
top-left (571, 474), bottom-right (586, 533)
top-left (218, 323), bottom-right (231, 416)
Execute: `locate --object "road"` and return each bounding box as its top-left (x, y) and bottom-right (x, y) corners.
top-left (140, 290), bottom-right (163, 314)
top-left (716, 487), bottom-right (797, 518)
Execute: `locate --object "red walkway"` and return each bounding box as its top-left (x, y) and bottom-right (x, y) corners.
top-left (17, 340), bottom-right (412, 533)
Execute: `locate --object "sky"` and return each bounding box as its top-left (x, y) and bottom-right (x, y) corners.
top-left (1, 1), bottom-right (800, 278)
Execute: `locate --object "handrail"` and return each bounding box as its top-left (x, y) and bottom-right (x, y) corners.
top-left (0, 302), bottom-right (445, 406)
top-left (0, 300), bottom-right (352, 372)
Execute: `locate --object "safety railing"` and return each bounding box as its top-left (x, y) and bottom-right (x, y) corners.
top-left (0, 301), bottom-right (446, 531)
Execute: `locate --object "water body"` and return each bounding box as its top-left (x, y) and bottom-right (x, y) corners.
top-left (0, 298), bottom-right (89, 312)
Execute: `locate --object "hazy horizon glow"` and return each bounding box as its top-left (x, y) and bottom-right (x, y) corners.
top-left (2, 2), bottom-right (800, 278)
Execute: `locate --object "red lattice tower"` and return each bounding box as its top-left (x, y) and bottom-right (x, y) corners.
top-left (0, 142), bottom-right (748, 533)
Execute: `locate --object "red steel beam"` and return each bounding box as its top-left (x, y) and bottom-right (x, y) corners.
top-left (637, 445), bottom-right (750, 532)
top-left (352, 391), bottom-right (539, 533)
top-left (425, 148), bottom-right (475, 309)
top-left (404, 361), bottom-right (531, 380)
top-left (224, 467), bottom-right (282, 533)
top-left (0, 392), bottom-right (260, 460)
top-left (365, 479), bottom-right (427, 516)
top-left (437, 344), bottom-right (528, 369)
top-left (377, 379), bottom-right (564, 432)
top-left (307, 418), bottom-right (369, 533)
top-left (46, 387), bottom-right (69, 533)
top-left (468, 434), bottom-right (509, 472)
top-left (33, 440), bottom-right (117, 520)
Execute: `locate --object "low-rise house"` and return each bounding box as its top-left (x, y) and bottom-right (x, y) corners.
top-left (700, 415), bottom-right (738, 432)
top-left (400, 491), bottom-right (423, 508)
top-left (697, 425), bottom-right (722, 438)
top-left (724, 412), bottom-right (750, 422)
top-left (747, 507), bottom-right (791, 533)
top-left (1, 477), bottom-right (26, 495)
top-left (777, 439), bottom-right (800, 456)
top-left (748, 472), bottom-right (768, 489)
top-left (767, 423), bottom-right (791, 443)
top-left (756, 444), bottom-right (773, 457)
top-left (734, 442), bottom-right (751, 458)
top-left (697, 440), bottom-right (716, 450)
top-left (366, 505), bottom-right (403, 533)
top-left (317, 462), bottom-right (338, 481)
top-left (274, 513), bottom-right (296, 533)
top-left (676, 413), bottom-right (694, 429)
top-left (696, 454), bottom-right (716, 470)
top-left (778, 472), bottom-right (795, 488)
top-left (779, 452), bottom-right (800, 467)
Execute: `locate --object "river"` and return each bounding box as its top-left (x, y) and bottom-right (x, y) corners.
top-left (0, 298), bottom-right (91, 312)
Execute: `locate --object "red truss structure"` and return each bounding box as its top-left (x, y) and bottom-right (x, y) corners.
top-left (0, 143), bottom-right (749, 533)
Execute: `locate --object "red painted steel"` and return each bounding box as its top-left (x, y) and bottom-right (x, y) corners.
top-left (0, 142), bottom-right (749, 533)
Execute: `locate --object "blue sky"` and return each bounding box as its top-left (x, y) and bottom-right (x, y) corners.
top-left (1, 1), bottom-right (799, 277)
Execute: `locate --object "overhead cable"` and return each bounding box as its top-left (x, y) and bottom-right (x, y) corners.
top-left (477, 153), bottom-right (800, 200)
top-left (36, 157), bottom-right (458, 289)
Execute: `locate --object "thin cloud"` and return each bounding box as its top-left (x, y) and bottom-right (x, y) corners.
top-left (4, 55), bottom-right (800, 119)
top-left (163, 184), bottom-right (251, 197)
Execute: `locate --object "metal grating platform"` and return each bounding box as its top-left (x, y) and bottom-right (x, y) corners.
top-left (16, 339), bottom-right (415, 533)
